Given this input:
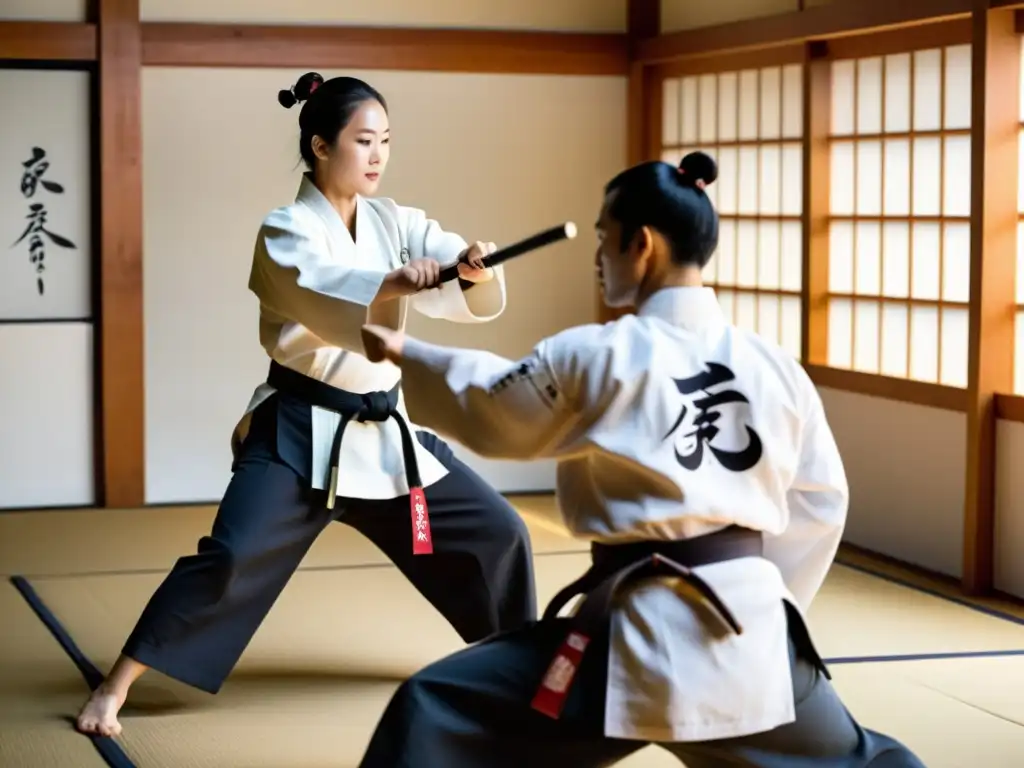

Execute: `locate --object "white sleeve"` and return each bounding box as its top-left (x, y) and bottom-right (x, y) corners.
top-left (397, 205), bottom-right (507, 324)
top-left (763, 385), bottom-right (849, 611)
top-left (396, 333), bottom-right (585, 460)
top-left (248, 208), bottom-right (386, 351)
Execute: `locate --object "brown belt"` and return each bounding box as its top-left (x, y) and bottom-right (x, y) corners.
top-left (531, 526), bottom-right (773, 720)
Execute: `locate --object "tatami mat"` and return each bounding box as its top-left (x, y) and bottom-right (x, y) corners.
top-left (0, 581), bottom-right (108, 768)
top-left (22, 557), bottom-right (1024, 677)
top-left (0, 495), bottom-right (586, 580)
top-left (27, 553), bottom-right (594, 680)
top-left (32, 659), bottom-right (1021, 768)
top-left (808, 565), bottom-right (1024, 658)
top-left (5, 496), bottom-right (1024, 766)
top-left (21, 560), bottom-right (1024, 766)
top-left (830, 658), bottom-right (1024, 767)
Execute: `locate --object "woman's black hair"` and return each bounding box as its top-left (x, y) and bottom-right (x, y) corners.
top-left (277, 72), bottom-right (388, 172)
top-left (604, 151), bottom-right (719, 268)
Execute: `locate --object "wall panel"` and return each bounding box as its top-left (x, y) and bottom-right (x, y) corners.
top-left (1, 0), bottom-right (88, 22)
top-left (142, 67), bottom-right (625, 504)
top-left (0, 67), bottom-right (95, 511)
top-left (819, 387), bottom-right (966, 577)
top-left (0, 70), bottom-right (92, 320)
top-left (995, 419), bottom-right (1024, 598)
top-left (141, 0), bottom-right (626, 31)
top-left (0, 323), bottom-right (96, 509)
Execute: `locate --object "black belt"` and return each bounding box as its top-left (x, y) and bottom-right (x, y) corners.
top-left (531, 526), bottom-right (768, 719)
top-left (267, 360), bottom-right (433, 555)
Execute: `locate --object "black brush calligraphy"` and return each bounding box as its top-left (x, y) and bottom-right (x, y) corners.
top-left (12, 146), bottom-right (77, 296)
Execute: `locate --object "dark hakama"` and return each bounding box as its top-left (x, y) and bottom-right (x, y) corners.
top-left (120, 363), bottom-right (537, 694)
top-left (358, 530), bottom-right (927, 768)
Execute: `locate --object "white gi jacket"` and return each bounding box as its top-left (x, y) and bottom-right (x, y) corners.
top-left (395, 286), bottom-right (849, 742)
top-left (232, 173), bottom-right (507, 499)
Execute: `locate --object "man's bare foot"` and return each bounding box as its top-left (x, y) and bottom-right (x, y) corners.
top-left (76, 686), bottom-right (126, 737)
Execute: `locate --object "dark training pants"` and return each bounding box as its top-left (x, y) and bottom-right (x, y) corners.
top-left (359, 614), bottom-right (928, 768)
top-left (121, 394), bottom-right (537, 694)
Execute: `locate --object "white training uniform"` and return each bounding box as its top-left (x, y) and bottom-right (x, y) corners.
top-left (394, 285), bottom-right (849, 742)
top-left (231, 173), bottom-right (507, 499)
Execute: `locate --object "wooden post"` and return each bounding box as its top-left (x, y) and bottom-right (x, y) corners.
top-left (96, 0), bottom-right (145, 507)
top-left (599, 0), bottom-right (661, 324)
top-left (801, 42), bottom-right (831, 365)
top-left (963, 3), bottom-right (1019, 594)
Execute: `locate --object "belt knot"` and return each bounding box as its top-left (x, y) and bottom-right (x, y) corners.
top-left (357, 391), bottom-right (392, 422)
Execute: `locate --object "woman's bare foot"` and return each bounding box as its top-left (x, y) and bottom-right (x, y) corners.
top-left (76, 686), bottom-right (126, 737)
top-left (75, 654), bottom-right (148, 737)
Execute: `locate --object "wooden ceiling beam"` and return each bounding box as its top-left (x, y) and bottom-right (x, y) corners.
top-left (140, 23), bottom-right (629, 75)
top-left (0, 21), bottom-right (97, 62)
top-left (635, 0), bottom-right (973, 64)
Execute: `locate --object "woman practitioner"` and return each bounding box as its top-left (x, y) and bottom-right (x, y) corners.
top-left (77, 72), bottom-right (536, 737)
top-left (356, 152), bottom-right (925, 766)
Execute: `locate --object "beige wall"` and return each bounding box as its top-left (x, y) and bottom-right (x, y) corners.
top-left (0, 69), bottom-right (94, 510)
top-left (2, 0), bottom-right (86, 21)
top-left (996, 423), bottom-right (1024, 597)
top-left (132, 2), bottom-right (628, 505)
top-left (820, 390), bottom-right (967, 577)
top-left (142, 66), bottom-right (626, 503)
top-left (0, 0), bottom-right (628, 509)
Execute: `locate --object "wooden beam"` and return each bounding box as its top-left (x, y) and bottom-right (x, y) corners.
top-left (995, 393), bottom-right (1024, 422)
top-left (625, 65), bottom-right (658, 167)
top-left (824, 17), bottom-right (972, 59)
top-left (801, 43), bottom-right (830, 367)
top-left (655, 44), bottom-right (805, 78)
top-left (628, 0), bottom-right (661, 43)
top-left (626, 0), bottom-right (660, 171)
top-left (97, 0), bottom-right (145, 508)
top-left (140, 23), bottom-right (629, 75)
top-left (599, 0), bottom-right (659, 324)
top-left (635, 0), bottom-right (972, 64)
top-left (0, 21), bottom-right (97, 62)
top-left (963, 3), bottom-right (1019, 594)
top-left (805, 365), bottom-right (971, 411)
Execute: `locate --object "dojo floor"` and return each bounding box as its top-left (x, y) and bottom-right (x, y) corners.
top-left (2, 496), bottom-right (1023, 767)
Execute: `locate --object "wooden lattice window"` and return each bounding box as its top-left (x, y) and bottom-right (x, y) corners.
top-left (826, 45), bottom-right (972, 386)
top-left (660, 63), bottom-right (804, 359)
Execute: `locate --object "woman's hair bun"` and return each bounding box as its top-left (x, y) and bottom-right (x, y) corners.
top-left (277, 89), bottom-right (297, 109)
top-left (678, 151), bottom-right (718, 189)
top-left (277, 72), bottom-right (325, 110)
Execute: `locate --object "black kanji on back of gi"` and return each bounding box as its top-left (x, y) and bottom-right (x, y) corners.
top-left (663, 362), bottom-right (763, 472)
